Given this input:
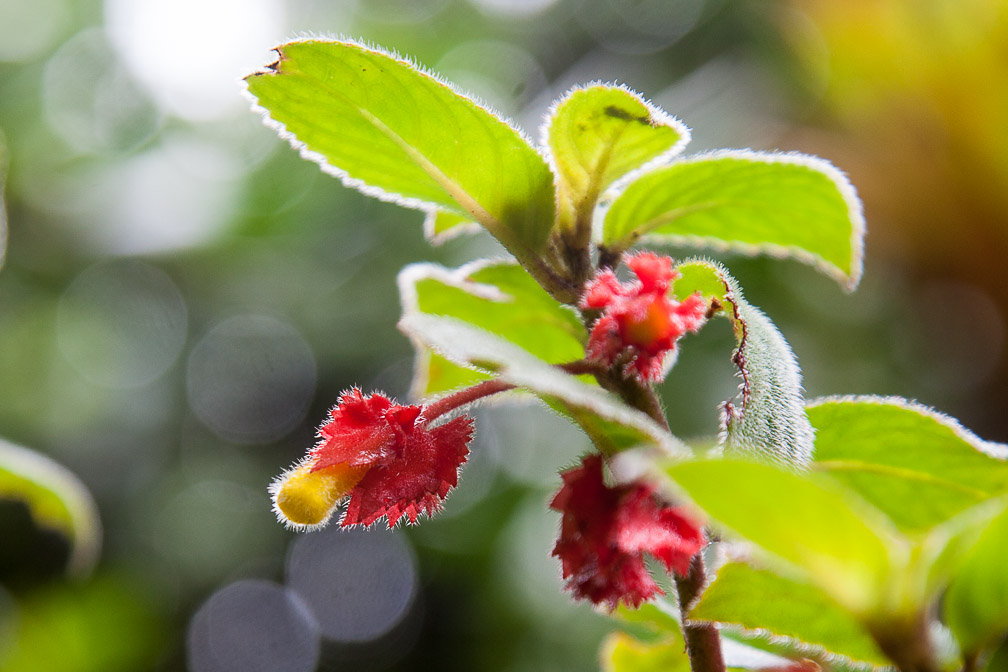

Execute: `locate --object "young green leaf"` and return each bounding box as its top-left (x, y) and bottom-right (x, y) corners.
top-left (691, 561), bottom-right (890, 669)
top-left (0, 437), bottom-right (101, 576)
top-left (544, 85), bottom-right (689, 226)
top-left (808, 396), bottom-right (1008, 533)
top-left (398, 260), bottom-right (586, 397)
top-left (398, 313), bottom-right (685, 456)
top-left (603, 150), bottom-right (865, 290)
top-left (601, 632), bottom-right (692, 672)
top-left (673, 260), bottom-right (814, 469)
top-left (944, 504), bottom-right (1008, 655)
top-left (662, 458), bottom-right (902, 615)
top-left (245, 40), bottom-right (556, 262)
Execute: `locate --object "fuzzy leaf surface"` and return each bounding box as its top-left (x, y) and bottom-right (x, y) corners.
top-left (673, 260), bottom-right (813, 468)
top-left (808, 397), bottom-right (1008, 533)
top-left (692, 561), bottom-right (890, 669)
top-left (245, 40), bottom-right (556, 256)
top-left (0, 438), bottom-right (101, 575)
top-left (663, 458), bottom-right (900, 614)
top-left (603, 151), bottom-right (865, 289)
top-left (399, 261), bottom-right (586, 397)
top-left (546, 85), bottom-right (688, 220)
top-left (399, 313), bottom-right (684, 456)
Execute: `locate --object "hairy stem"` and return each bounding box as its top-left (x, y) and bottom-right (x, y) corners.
top-left (589, 361), bottom-right (725, 672)
top-left (421, 360), bottom-right (602, 423)
top-left (676, 553), bottom-right (726, 672)
top-left (421, 379), bottom-right (515, 422)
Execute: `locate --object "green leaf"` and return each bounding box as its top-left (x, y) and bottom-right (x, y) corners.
top-left (245, 40), bottom-right (556, 258)
top-left (610, 602), bottom-right (683, 642)
top-left (398, 313), bottom-right (685, 456)
top-left (663, 458), bottom-right (901, 614)
top-left (601, 632), bottom-right (691, 672)
top-left (399, 260), bottom-right (586, 397)
top-left (0, 437), bottom-right (102, 576)
top-left (0, 574), bottom-right (162, 672)
top-left (545, 85), bottom-right (688, 223)
top-left (691, 561), bottom-right (890, 668)
top-left (603, 150), bottom-right (865, 290)
top-left (673, 260), bottom-right (813, 468)
top-left (808, 396), bottom-right (1008, 533)
top-left (944, 504), bottom-right (1008, 654)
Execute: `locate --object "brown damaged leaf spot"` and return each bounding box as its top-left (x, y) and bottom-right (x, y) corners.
top-left (603, 105), bottom-right (651, 126)
top-left (244, 48), bottom-right (286, 80)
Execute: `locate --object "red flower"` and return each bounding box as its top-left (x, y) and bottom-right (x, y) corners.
top-left (550, 455), bottom-right (705, 610)
top-left (271, 388), bottom-right (473, 529)
top-left (581, 252), bottom-right (707, 381)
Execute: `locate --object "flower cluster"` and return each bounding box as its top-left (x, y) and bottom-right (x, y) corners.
top-left (270, 388), bottom-right (473, 529)
top-left (582, 252), bottom-right (707, 381)
top-left (550, 454), bottom-right (705, 610)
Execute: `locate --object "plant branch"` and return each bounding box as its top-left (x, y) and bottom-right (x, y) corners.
top-left (676, 553), bottom-right (726, 672)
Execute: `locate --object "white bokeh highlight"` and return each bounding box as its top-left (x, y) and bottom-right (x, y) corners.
top-left (104, 0), bottom-right (286, 120)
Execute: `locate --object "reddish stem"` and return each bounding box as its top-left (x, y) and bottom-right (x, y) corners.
top-left (421, 360), bottom-right (599, 423)
top-left (676, 553), bottom-right (726, 672)
top-left (421, 378), bottom-right (515, 423)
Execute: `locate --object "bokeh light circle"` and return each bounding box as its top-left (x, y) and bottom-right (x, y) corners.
top-left (43, 28), bottom-right (161, 155)
top-left (468, 0), bottom-right (560, 18)
top-left (187, 579), bottom-right (319, 672)
top-left (285, 526), bottom-right (417, 643)
top-left (187, 315), bottom-right (316, 444)
top-left (57, 260), bottom-right (187, 389)
top-left (577, 0), bottom-right (707, 54)
top-left (0, 0), bottom-right (70, 63)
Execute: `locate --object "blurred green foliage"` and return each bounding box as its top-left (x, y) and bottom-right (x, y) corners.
top-left (0, 0), bottom-right (1005, 670)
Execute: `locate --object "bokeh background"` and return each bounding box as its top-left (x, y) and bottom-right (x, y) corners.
top-left (0, 0), bottom-right (1005, 670)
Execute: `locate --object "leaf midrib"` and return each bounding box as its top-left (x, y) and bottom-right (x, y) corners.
top-left (815, 459), bottom-right (993, 499)
top-left (278, 53), bottom-right (510, 239)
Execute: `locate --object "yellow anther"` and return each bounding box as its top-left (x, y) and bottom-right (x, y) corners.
top-left (271, 462), bottom-right (367, 529)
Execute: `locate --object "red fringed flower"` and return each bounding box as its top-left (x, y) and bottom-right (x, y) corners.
top-left (272, 388), bottom-right (473, 529)
top-left (550, 455), bottom-right (705, 611)
top-left (581, 252), bottom-right (707, 381)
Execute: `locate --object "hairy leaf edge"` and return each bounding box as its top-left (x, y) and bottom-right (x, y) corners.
top-left (400, 257), bottom-right (543, 400)
top-left (611, 149), bottom-right (866, 291)
top-left (806, 394), bottom-right (1008, 461)
top-left (397, 312), bottom-right (689, 457)
top-left (243, 36), bottom-right (553, 237)
top-left (538, 81), bottom-right (693, 193)
top-left (718, 625), bottom-right (892, 672)
top-left (422, 210), bottom-right (482, 245)
top-left (0, 438), bottom-right (102, 576)
top-left (678, 257), bottom-right (814, 469)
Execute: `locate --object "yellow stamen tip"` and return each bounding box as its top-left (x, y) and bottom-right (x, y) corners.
top-left (271, 462), bottom-right (366, 529)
